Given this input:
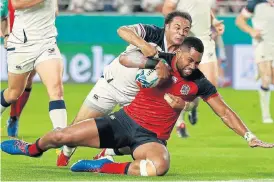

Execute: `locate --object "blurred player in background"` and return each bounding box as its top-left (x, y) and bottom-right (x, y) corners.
top-left (1, 0), bottom-right (9, 47)
top-left (162, 0), bottom-right (225, 137)
top-left (236, 0), bottom-right (274, 123)
top-left (57, 11), bottom-right (192, 167)
top-left (2, 37), bottom-right (274, 177)
top-left (0, 0), bottom-right (67, 135)
top-left (5, 0), bottom-right (59, 137)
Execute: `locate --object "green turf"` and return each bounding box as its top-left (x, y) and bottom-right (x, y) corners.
top-left (1, 82), bottom-right (274, 181)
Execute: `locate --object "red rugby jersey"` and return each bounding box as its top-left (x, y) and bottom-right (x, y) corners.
top-left (124, 59), bottom-right (218, 140)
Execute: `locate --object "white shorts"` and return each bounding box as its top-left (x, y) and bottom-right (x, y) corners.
top-left (200, 38), bottom-right (218, 64)
top-left (84, 78), bottom-right (136, 114)
top-left (7, 36), bottom-right (62, 74)
top-left (254, 41), bottom-right (274, 64)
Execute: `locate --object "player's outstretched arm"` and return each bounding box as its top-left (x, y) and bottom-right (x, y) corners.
top-left (117, 26), bottom-right (157, 57)
top-left (211, 10), bottom-right (225, 36)
top-left (11, 0), bottom-right (45, 10)
top-left (119, 50), bottom-right (161, 69)
top-left (236, 6), bottom-right (261, 40)
top-left (206, 95), bottom-right (274, 148)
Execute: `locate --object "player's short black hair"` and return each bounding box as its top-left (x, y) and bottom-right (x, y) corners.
top-left (181, 37), bottom-right (204, 53)
top-left (164, 11), bottom-right (192, 25)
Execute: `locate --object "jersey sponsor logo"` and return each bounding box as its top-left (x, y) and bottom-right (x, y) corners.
top-left (172, 76), bottom-right (178, 83)
top-left (180, 84), bottom-right (190, 95)
top-left (47, 48), bottom-right (56, 55)
top-left (15, 65), bottom-right (22, 70)
top-left (93, 94), bottom-right (99, 100)
top-left (208, 52), bottom-right (213, 58)
top-left (109, 114), bottom-right (116, 120)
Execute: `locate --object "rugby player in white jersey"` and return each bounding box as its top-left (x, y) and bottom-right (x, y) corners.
top-left (57, 11), bottom-right (192, 167)
top-left (162, 0), bottom-right (225, 137)
top-left (5, 0), bottom-right (59, 138)
top-left (0, 0), bottom-right (67, 132)
top-left (236, 0), bottom-right (274, 123)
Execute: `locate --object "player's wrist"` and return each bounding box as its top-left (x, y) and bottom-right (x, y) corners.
top-left (212, 18), bottom-right (219, 26)
top-left (244, 131), bottom-right (256, 142)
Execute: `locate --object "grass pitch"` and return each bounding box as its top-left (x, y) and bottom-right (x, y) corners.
top-left (1, 82), bottom-right (274, 181)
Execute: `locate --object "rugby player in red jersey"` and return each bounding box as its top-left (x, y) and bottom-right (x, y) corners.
top-left (1, 37), bottom-right (273, 176)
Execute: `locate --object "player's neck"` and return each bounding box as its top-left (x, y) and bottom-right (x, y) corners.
top-left (167, 44), bottom-right (179, 53)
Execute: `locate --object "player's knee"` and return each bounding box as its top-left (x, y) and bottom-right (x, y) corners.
top-left (153, 157), bottom-right (170, 176)
top-left (51, 130), bottom-right (72, 145)
top-left (261, 74), bottom-right (271, 88)
top-left (139, 158), bottom-right (169, 176)
top-left (6, 88), bottom-right (24, 103)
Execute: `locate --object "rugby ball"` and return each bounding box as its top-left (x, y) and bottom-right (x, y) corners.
top-left (135, 69), bottom-right (159, 88)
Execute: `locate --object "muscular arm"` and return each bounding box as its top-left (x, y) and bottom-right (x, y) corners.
top-left (206, 95), bottom-right (249, 137)
top-left (235, 13), bottom-right (254, 35)
top-left (162, 0), bottom-right (177, 16)
top-left (11, 0), bottom-right (45, 10)
top-left (120, 50), bottom-right (174, 69)
top-left (117, 26), bottom-right (157, 57)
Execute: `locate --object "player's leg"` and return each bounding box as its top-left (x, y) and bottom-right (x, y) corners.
top-left (175, 111), bottom-right (188, 138)
top-left (35, 41), bottom-right (67, 130)
top-left (0, 118), bottom-right (101, 157)
top-left (257, 61), bottom-right (273, 123)
top-left (58, 78), bottom-right (118, 166)
top-left (71, 142), bottom-right (169, 176)
top-left (199, 61), bottom-right (218, 87)
top-left (70, 113), bottom-right (170, 176)
top-left (7, 71), bottom-right (36, 137)
top-left (1, 71), bottom-right (30, 115)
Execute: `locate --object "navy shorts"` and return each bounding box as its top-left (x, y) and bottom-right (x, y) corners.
top-left (95, 109), bottom-right (166, 153)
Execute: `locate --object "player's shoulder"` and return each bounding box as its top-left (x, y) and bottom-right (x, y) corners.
top-left (140, 24), bottom-right (164, 34)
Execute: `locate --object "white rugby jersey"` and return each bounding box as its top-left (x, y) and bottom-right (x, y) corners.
top-left (102, 24), bottom-right (168, 97)
top-left (170, 0), bottom-right (212, 40)
top-left (241, 0), bottom-right (274, 46)
top-left (11, 0), bottom-right (57, 42)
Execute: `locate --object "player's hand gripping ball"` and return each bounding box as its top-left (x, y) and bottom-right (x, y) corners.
top-left (135, 42), bottom-right (165, 88)
top-left (136, 69), bottom-right (160, 88)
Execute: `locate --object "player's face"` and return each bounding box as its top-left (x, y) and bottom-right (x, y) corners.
top-left (267, 0), bottom-right (274, 6)
top-left (165, 17), bottom-right (191, 46)
top-left (176, 48), bottom-right (203, 78)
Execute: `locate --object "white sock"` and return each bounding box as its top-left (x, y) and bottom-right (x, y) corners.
top-left (105, 148), bottom-right (116, 156)
top-left (259, 88), bottom-right (271, 119)
top-left (176, 111), bottom-right (185, 127)
top-left (49, 109), bottom-right (67, 129)
top-left (63, 145), bottom-right (76, 157)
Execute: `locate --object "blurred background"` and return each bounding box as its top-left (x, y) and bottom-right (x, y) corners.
top-left (2, 0), bottom-right (266, 90)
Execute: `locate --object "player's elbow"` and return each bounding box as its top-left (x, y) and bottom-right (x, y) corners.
top-left (119, 54), bottom-right (131, 67)
top-left (235, 15), bottom-right (244, 28)
top-left (117, 26), bottom-right (127, 37)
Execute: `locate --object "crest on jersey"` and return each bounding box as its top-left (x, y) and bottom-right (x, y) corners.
top-left (180, 84), bottom-right (190, 95)
top-left (48, 48), bottom-right (55, 53)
